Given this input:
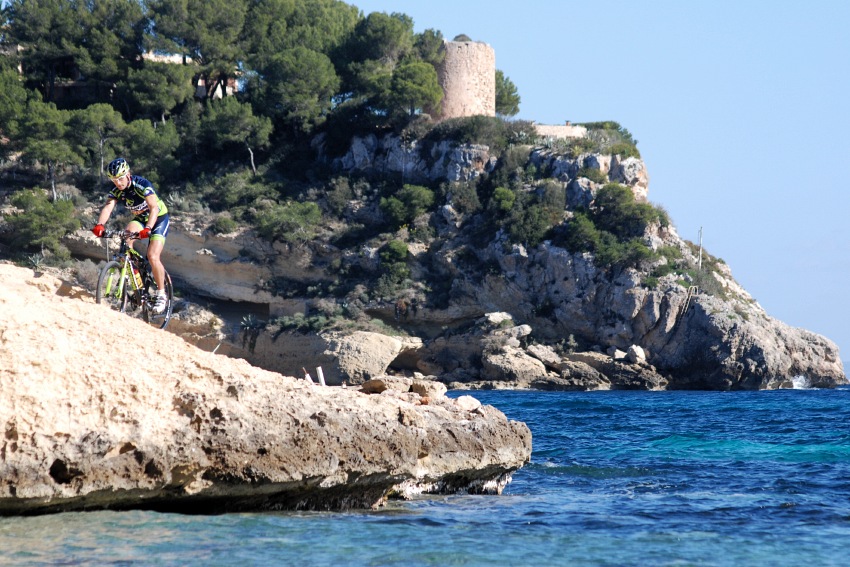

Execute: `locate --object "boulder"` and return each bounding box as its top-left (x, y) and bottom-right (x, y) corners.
top-left (325, 332), bottom-right (424, 385)
top-left (526, 344), bottom-right (562, 369)
top-left (482, 346), bottom-right (548, 387)
top-left (627, 345), bottom-right (647, 364)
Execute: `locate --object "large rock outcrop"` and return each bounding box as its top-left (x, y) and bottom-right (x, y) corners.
top-left (0, 264), bottom-right (531, 516)
top-left (60, 140), bottom-right (846, 391)
top-left (313, 133), bottom-right (498, 184)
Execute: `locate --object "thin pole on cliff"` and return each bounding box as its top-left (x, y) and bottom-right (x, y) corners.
top-left (698, 226), bottom-right (703, 271)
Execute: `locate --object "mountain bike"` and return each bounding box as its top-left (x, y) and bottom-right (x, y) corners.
top-left (95, 229), bottom-right (173, 329)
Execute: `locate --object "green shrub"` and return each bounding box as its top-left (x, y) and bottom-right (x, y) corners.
top-left (380, 239), bottom-right (409, 264)
top-left (646, 244), bottom-right (728, 298)
top-left (557, 205), bottom-right (658, 270)
top-left (380, 196), bottom-right (407, 227)
top-left (609, 142), bottom-right (640, 159)
top-left (372, 271), bottom-right (408, 300)
top-left (255, 201), bottom-right (322, 244)
top-left (500, 181), bottom-right (564, 247)
top-left (559, 136), bottom-right (597, 158)
top-left (6, 189), bottom-right (79, 260)
top-left (592, 184), bottom-right (668, 238)
top-left (500, 145), bottom-right (533, 172)
top-left (210, 215), bottom-right (238, 234)
top-left (379, 184), bottom-right (435, 228)
top-left (202, 171), bottom-right (277, 212)
top-left (326, 177), bottom-right (354, 217)
top-left (581, 121), bottom-right (637, 144)
top-left (444, 181), bottom-right (481, 215)
top-left (651, 262), bottom-right (676, 279)
top-left (272, 312), bottom-right (340, 334)
top-left (491, 186), bottom-right (516, 213)
top-left (373, 240), bottom-right (411, 298)
top-left (685, 267), bottom-right (727, 299)
top-left (409, 224), bottom-right (436, 242)
top-left (657, 245), bottom-right (682, 261)
top-left (484, 145), bottom-right (532, 191)
top-left (577, 166), bottom-right (607, 184)
top-left (539, 180), bottom-right (566, 215)
top-left (507, 203), bottom-right (554, 247)
top-left (560, 211), bottom-right (600, 251)
top-left (578, 121), bottom-right (641, 159)
top-left (423, 116), bottom-right (536, 155)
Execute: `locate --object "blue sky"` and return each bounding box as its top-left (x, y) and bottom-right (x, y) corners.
top-left (354, 0), bottom-right (850, 366)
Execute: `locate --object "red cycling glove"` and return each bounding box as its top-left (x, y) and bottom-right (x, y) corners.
top-left (138, 227), bottom-right (151, 239)
top-left (92, 224), bottom-right (105, 237)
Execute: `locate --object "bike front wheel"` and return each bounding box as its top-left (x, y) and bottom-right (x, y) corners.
top-left (95, 260), bottom-right (129, 313)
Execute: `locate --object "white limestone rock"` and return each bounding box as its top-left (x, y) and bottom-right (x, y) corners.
top-left (0, 263), bottom-right (531, 515)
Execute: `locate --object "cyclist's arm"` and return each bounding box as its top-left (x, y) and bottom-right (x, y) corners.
top-left (96, 199), bottom-right (117, 225)
top-left (143, 195), bottom-right (159, 230)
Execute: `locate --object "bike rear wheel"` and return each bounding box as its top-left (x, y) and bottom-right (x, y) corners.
top-left (142, 270), bottom-right (174, 330)
top-left (95, 260), bottom-right (129, 312)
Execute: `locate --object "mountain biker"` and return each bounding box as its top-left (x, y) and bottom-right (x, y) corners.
top-left (92, 157), bottom-right (170, 314)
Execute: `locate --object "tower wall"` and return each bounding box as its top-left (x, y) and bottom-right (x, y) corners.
top-left (436, 41), bottom-right (496, 120)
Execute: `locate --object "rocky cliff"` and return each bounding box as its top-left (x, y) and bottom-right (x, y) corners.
top-left (0, 263), bottom-right (531, 516)
top-left (62, 134), bottom-right (846, 391)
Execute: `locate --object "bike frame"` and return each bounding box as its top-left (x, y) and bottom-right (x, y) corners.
top-left (97, 229), bottom-right (173, 329)
top-left (103, 237), bottom-right (146, 301)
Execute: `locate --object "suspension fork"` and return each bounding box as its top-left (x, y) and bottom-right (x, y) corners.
top-left (106, 255), bottom-right (132, 298)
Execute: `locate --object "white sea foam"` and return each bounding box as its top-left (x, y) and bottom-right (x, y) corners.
top-left (791, 375), bottom-right (811, 389)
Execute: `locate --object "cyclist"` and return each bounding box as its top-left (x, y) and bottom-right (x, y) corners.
top-left (92, 157), bottom-right (170, 314)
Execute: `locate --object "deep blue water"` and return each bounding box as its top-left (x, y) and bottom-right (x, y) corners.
top-left (3, 387), bottom-right (850, 566)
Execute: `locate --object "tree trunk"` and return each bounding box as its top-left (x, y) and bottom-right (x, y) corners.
top-left (48, 162), bottom-right (57, 202)
top-left (47, 65), bottom-right (57, 102)
top-left (99, 139), bottom-right (105, 185)
top-left (247, 143), bottom-right (257, 176)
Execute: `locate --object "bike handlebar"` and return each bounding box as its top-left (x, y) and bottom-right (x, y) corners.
top-left (100, 229), bottom-right (140, 240)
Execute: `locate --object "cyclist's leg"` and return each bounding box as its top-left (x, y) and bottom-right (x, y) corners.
top-left (126, 219), bottom-right (144, 252)
top-left (146, 214), bottom-right (170, 293)
top-left (147, 238), bottom-right (166, 292)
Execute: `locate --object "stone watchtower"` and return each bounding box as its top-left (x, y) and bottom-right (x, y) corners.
top-left (436, 40), bottom-right (496, 120)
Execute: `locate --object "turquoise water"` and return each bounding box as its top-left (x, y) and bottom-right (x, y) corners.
top-left (3, 387), bottom-right (850, 566)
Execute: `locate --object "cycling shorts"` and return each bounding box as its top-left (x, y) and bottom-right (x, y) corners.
top-left (129, 213), bottom-right (170, 243)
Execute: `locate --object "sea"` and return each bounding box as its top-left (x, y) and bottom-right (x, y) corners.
top-left (3, 386), bottom-right (850, 566)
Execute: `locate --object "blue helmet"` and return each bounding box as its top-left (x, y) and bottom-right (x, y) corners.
top-left (107, 157), bottom-right (130, 179)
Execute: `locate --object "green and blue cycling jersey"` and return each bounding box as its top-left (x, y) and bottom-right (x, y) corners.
top-left (106, 175), bottom-right (170, 241)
